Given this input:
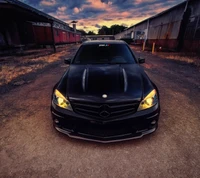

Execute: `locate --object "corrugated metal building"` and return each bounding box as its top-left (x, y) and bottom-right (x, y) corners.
top-left (148, 2), bottom-right (186, 50)
top-left (184, 0), bottom-right (200, 52)
top-left (115, 0), bottom-right (200, 52)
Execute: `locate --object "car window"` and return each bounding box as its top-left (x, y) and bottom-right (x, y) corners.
top-left (73, 44), bottom-right (136, 64)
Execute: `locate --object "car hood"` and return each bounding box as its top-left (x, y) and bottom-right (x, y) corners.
top-left (58, 64), bottom-right (154, 102)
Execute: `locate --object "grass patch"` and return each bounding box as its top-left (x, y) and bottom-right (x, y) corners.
top-left (155, 52), bottom-right (200, 67)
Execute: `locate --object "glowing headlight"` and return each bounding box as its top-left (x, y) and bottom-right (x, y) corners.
top-left (137, 89), bottom-right (158, 111)
top-left (53, 89), bottom-right (72, 110)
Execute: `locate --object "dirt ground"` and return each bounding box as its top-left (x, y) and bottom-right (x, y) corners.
top-left (0, 45), bottom-right (200, 178)
top-left (0, 45), bottom-right (79, 89)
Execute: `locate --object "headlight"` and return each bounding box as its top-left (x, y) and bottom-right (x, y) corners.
top-left (53, 89), bottom-right (72, 110)
top-left (137, 89), bottom-right (158, 111)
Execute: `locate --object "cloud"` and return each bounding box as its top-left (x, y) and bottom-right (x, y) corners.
top-left (121, 23), bottom-right (128, 27)
top-left (95, 24), bottom-right (101, 28)
top-left (101, 0), bottom-right (109, 3)
top-left (56, 6), bottom-right (67, 15)
top-left (19, 0), bottom-right (186, 33)
top-left (104, 18), bottom-right (114, 21)
top-left (82, 7), bottom-right (106, 16)
top-left (40, 0), bottom-right (56, 6)
top-left (73, 7), bottom-right (80, 14)
top-left (58, 6), bottom-right (67, 11)
top-left (64, 0), bottom-right (90, 9)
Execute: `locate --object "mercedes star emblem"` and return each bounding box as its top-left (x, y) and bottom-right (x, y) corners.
top-left (102, 94), bottom-right (107, 98)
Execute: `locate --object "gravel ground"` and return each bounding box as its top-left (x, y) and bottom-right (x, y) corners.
top-left (0, 45), bottom-right (200, 178)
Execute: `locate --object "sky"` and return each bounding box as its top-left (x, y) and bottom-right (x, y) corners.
top-left (19, 0), bottom-right (185, 33)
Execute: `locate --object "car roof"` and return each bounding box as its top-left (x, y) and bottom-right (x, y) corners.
top-left (82, 40), bottom-right (127, 45)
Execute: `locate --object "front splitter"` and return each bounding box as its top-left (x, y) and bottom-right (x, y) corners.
top-left (55, 126), bottom-right (157, 143)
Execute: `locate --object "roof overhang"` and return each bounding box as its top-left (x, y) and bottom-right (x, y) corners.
top-left (0, 0), bottom-right (69, 26)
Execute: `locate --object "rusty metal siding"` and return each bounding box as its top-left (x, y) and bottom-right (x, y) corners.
top-left (33, 26), bottom-right (46, 44)
top-left (184, 16), bottom-right (199, 39)
top-left (114, 31), bottom-right (129, 39)
top-left (170, 21), bottom-right (182, 39)
top-left (183, 39), bottom-right (200, 52)
top-left (150, 5), bottom-right (184, 26)
top-left (185, 0), bottom-right (200, 40)
top-left (148, 25), bottom-right (160, 39)
top-left (146, 3), bottom-right (186, 51)
top-left (134, 21), bottom-right (148, 31)
top-left (114, 0), bottom-right (200, 52)
top-left (133, 21), bottom-right (148, 40)
top-left (148, 3), bottom-right (186, 40)
top-left (148, 20), bottom-right (181, 40)
top-left (183, 0), bottom-right (200, 52)
top-left (189, 0), bottom-right (200, 17)
top-left (148, 39), bottom-right (178, 49)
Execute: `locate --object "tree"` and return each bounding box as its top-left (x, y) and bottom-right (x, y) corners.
top-left (98, 25), bottom-right (127, 35)
top-left (110, 25), bottom-right (127, 35)
top-left (98, 26), bottom-right (110, 35)
top-left (79, 29), bottom-right (87, 35)
top-left (87, 31), bottom-right (96, 35)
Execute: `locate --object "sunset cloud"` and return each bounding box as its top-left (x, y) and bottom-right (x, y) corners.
top-left (73, 7), bottom-right (80, 14)
top-left (58, 6), bottom-right (66, 12)
top-left (19, 0), bottom-right (185, 33)
top-left (40, 0), bottom-right (56, 6)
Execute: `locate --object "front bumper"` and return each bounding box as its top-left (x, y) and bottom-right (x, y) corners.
top-left (51, 102), bottom-right (160, 143)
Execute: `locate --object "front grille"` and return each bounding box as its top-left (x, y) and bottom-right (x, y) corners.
top-left (77, 123), bottom-right (133, 137)
top-left (70, 100), bottom-right (139, 120)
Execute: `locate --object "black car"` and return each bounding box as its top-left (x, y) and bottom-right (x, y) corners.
top-left (51, 40), bottom-right (160, 143)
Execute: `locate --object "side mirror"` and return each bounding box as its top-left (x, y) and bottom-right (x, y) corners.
top-left (138, 57), bottom-right (145, 64)
top-left (64, 58), bottom-right (71, 64)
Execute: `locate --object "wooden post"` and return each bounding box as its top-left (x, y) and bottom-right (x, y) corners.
top-left (142, 41), bottom-right (146, 51)
top-left (152, 42), bottom-right (155, 54)
top-left (51, 22), bottom-right (56, 53)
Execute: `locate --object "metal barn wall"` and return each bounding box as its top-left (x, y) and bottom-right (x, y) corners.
top-left (54, 28), bottom-right (69, 44)
top-left (33, 24), bottom-right (81, 45)
top-left (76, 34), bottom-right (81, 42)
top-left (39, 22), bottom-right (80, 44)
top-left (148, 5), bottom-right (185, 39)
top-left (33, 25), bottom-right (53, 45)
top-left (0, 21), bottom-right (21, 47)
top-left (184, 0), bottom-right (200, 52)
top-left (0, 0), bottom-right (82, 51)
top-left (126, 28), bottom-right (134, 38)
top-left (133, 20), bottom-right (148, 43)
top-left (114, 30), bottom-right (129, 39)
top-left (18, 22), bottom-right (35, 45)
top-left (69, 32), bottom-right (75, 43)
top-left (115, 0), bottom-right (200, 52)
top-left (147, 3), bottom-right (186, 50)
top-left (115, 2), bottom-right (186, 48)
top-left (135, 21), bottom-right (148, 32)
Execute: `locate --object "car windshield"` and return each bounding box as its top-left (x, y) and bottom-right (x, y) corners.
top-left (72, 43), bottom-right (136, 64)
